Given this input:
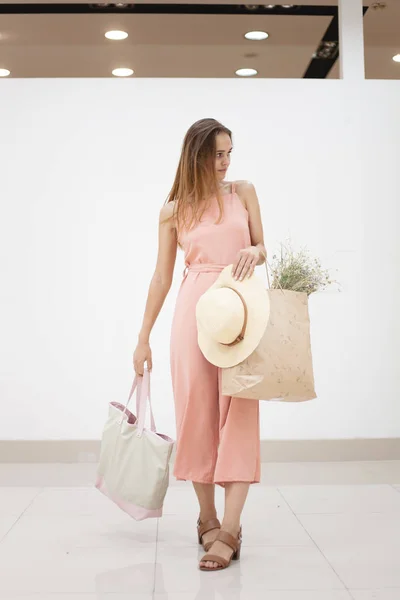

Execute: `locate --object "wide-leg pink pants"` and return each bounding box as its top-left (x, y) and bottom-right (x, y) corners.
top-left (170, 268), bottom-right (260, 486)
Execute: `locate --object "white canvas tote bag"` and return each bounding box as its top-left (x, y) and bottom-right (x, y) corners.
top-left (95, 370), bottom-right (174, 520)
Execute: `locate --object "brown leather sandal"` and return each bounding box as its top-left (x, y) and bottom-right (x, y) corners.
top-left (199, 527), bottom-right (242, 571)
top-left (197, 516), bottom-right (221, 552)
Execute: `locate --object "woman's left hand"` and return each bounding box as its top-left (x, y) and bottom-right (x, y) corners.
top-left (232, 246), bottom-right (262, 281)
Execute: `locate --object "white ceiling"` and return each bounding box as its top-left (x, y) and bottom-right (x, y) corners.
top-left (0, 1), bottom-right (399, 79)
top-left (2, 0), bottom-right (339, 4)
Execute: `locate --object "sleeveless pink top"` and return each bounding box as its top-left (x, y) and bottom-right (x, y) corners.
top-left (179, 183), bottom-right (251, 269)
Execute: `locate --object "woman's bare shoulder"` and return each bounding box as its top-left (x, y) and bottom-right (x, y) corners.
top-left (159, 201), bottom-right (176, 225)
top-left (234, 180), bottom-right (255, 193)
top-left (232, 181), bottom-right (257, 210)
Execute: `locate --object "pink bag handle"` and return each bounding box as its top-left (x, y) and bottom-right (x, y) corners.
top-left (136, 370), bottom-right (156, 436)
top-left (123, 370), bottom-right (156, 436)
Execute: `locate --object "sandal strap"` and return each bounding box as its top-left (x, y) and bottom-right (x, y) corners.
top-left (203, 540), bottom-right (215, 552)
top-left (215, 530), bottom-right (239, 553)
top-left (198, 518), bottom-right (221, 539)
top-left (200, 553), bottom-right (229, 569)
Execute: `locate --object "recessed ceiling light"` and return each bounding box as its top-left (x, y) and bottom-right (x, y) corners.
top-left (105, 30), bottom-right (128, 40)
top-left (112, 67), bottom-right (134, 77)
top-left (236, 68), bottom-right (258, 77)
top-left (0, 68), bottom-right (10, 77)
top-left (282, 4), bottom-right (293, 7)
top-left (245, 31), bottom-right (269, 41)
top-left (393, 54), bottom-right (400, 63)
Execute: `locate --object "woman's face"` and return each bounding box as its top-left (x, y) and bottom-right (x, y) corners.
top-left (215, 133), bottom-right (232, 182)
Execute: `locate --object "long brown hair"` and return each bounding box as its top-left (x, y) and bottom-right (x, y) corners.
top-left (166, 118), bottom-right (232, 234)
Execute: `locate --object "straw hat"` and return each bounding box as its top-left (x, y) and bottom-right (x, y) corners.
top-left (196, 265), bottom-right (270, 368)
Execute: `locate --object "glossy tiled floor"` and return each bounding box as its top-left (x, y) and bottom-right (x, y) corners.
top-left (1, 461), bottom-right (400, 600)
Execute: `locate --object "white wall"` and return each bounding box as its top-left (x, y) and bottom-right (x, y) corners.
top-left (1, 77), bottom-right (399, 441)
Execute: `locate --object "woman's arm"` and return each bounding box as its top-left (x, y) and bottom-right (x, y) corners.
top-left (133, 203), bottom-right (177, 375)
top-left (233, 181), bottom-right (267, 281)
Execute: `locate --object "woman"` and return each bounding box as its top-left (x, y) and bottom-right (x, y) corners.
top-left (133, 118), bottom-right (267, 571)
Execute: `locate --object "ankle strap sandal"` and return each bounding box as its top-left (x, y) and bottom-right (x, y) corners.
top-left (197, 517), bottom-right (221, 552)
top-left (199, 527), bottom-right (242, 571)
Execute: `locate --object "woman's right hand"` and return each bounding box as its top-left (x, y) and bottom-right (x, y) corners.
top-left (133, 341), bottom-right (153, 376)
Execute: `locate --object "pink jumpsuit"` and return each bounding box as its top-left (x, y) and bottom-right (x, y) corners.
top-left (170, 183), bottom-right (261, 486)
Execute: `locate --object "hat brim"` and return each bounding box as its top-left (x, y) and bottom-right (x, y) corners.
top-left (196, 265), bottom-right (270, 368)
